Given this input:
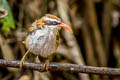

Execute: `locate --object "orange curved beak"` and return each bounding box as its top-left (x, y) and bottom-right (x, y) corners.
top-left (58, 23), bottom-right (73, 33)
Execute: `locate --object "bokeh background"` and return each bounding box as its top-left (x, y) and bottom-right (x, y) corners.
top-left (0, 0), bottom-right (120, 80)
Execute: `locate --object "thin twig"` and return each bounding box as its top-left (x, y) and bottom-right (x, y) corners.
top-left (0, 59), bottom-right (120, 76)
top-left (102, 0), bottom-right (112, 54)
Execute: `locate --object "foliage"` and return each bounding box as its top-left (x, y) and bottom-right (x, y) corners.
top-left (0, 0), bottom-right (15, 36)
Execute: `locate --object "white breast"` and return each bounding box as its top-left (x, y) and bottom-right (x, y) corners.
top-left (25, 26), bottom-right (58, 58)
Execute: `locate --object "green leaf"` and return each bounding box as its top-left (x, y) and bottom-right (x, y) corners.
top-left (0, 0), bottom-right (15, 36)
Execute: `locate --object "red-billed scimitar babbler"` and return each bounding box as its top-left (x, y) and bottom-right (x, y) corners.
top-left (20, 14), bottom-right (73, 70)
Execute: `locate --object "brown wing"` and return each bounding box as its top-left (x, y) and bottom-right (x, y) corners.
top-left (55, 30), bottom-right (60, 49)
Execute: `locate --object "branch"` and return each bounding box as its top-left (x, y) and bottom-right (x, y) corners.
top-left (0, 59), bottom-right (120, 76)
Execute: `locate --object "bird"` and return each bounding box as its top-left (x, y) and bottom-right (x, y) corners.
top-left (20, 14), bottom-right (72, 70)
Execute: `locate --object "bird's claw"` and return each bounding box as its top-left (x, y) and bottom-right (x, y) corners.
top-left (43, 60), bottom-right (49, 71)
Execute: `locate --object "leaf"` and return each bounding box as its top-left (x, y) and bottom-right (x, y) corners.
top-left (0, 0), bottom-right (15, 36)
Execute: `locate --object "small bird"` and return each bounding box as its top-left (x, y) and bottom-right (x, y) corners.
top-left (20, 14), bottom-right (72, 70)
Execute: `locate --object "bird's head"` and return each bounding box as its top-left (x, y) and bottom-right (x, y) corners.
top-left (27, 14), bottom-right (72, 34)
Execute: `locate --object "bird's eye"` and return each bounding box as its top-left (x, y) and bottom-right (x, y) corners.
top-left (52, 21), bottom-right (57, 25)
top-left (46, 20), bottom-right (61, 25)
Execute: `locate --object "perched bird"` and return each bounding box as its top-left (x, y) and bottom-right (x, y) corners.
top-left (20, 14), bottom-right (72, 70)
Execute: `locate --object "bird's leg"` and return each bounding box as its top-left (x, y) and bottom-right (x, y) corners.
top-left (20, 49), bottom-right (30, 69)
top-left (38, 56), bottom-right (50, 71)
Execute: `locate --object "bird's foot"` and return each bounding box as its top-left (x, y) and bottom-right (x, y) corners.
top-left (43, 60), bottom-right (49, 71)
top-left (20, 50), bottom-right (30, 69)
